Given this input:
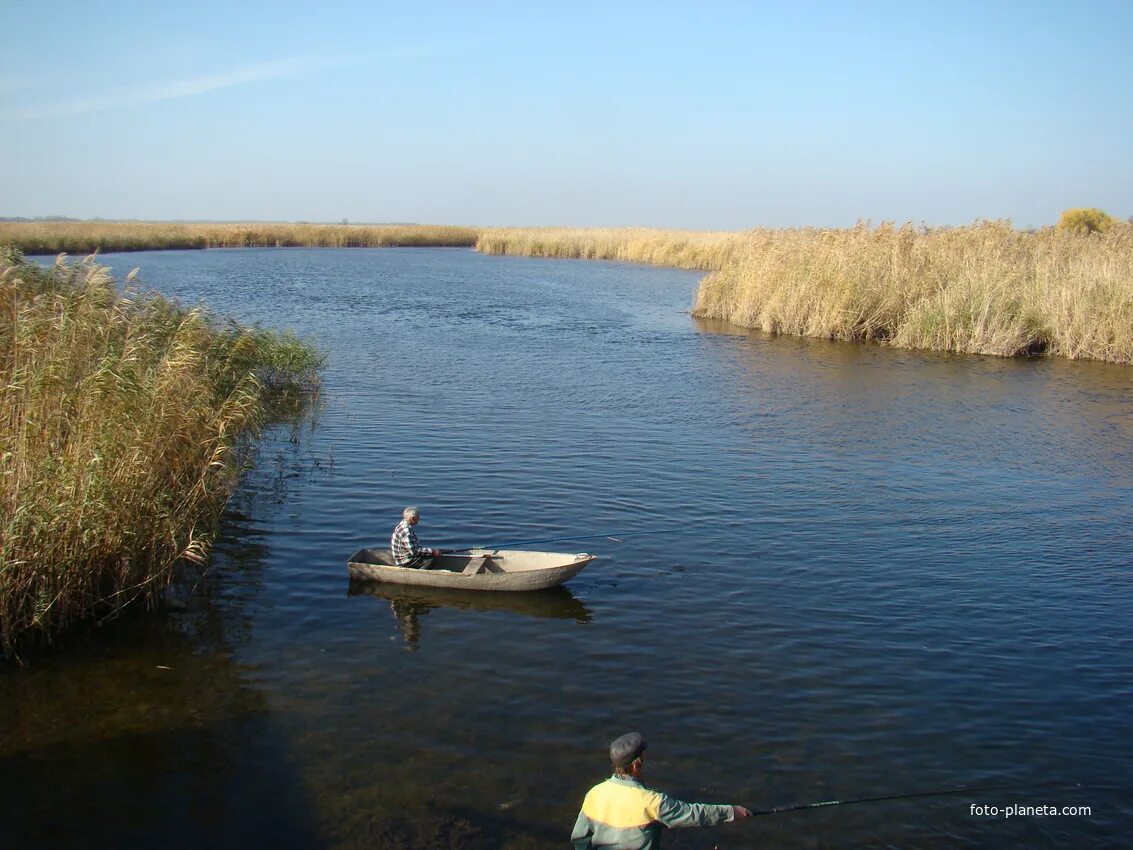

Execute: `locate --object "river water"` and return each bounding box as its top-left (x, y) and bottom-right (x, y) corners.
top-left (3, 248), bottom-right (1131, 849)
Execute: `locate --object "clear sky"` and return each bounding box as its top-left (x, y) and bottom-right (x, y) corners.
top-left (2, 1), bottom-right (1131, 229)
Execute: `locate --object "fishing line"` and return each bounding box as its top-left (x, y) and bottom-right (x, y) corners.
top-left (748, 784), bottom-right (1009, 816)
top-left (747, 781), bottom-right (1090, 817)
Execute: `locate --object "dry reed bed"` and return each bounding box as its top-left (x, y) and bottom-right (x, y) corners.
top-left (0, 250), bottom-right (324, 653)
top-left (475, 227), bottom-right (747, 271)
top-left (0, 221), bottom-right (479, 254)
top-left (474, 222), bottom-right (1133, 363)
top-left (693, 222), bottom-right (1133, 364)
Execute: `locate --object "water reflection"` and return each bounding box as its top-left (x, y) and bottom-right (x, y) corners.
top-left (348, 581), bottom-right (592, 650)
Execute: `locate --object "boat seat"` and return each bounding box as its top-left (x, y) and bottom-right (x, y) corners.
top-left (462, 556), bottom-right (488, 575)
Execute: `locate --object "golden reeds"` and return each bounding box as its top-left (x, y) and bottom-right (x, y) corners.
top-left (0, 249), bottom-right (324, 652)
top-left (693, 221), bottom-right (1133, 364)
top-left (475, 226), bottom-right (745, 271)
top-left (473, 221), bottom-right (1132, 363)
top-left (0, 221), bottom-right (479, 255)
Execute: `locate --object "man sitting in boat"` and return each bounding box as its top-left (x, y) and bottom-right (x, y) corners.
top-left (390, 506), bottom-right (442, 568)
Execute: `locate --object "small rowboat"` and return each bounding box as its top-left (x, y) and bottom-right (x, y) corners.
top-left (346, 548), bottom-right (596, 591)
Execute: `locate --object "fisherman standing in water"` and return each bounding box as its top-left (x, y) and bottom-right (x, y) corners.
top-left (571, 732), bottom-right (750, 849)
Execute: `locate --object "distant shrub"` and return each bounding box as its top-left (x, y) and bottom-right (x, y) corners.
top-left (1057, 208), bottom-right (1117, 234)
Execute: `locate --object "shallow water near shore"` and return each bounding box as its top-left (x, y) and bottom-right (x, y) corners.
top-left (3, 247), bottom-right (1131, 848)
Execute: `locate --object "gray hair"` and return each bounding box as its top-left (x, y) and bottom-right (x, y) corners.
top-left (403, 506), bottom-right (419, 520)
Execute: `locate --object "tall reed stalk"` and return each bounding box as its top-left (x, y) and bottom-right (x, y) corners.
top-left (0, 249), bottom-right (324, 653)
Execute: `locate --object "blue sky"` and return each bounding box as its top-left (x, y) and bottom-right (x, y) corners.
top-left (2, 1), bottom-right (1131, 229)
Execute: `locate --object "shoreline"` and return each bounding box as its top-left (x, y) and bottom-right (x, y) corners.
top-left (3, 220), bottom-right (1129, 365)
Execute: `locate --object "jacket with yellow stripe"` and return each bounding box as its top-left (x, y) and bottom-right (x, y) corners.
top-left (571, 774), bottom-right (735, 850)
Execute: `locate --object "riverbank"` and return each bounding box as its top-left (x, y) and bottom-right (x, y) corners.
top-left (0, 250), bottom-right (324, 654)
top-left (693, 221), bottom-right (1133, 364)
top-left (474, 222), bottom-right (1132, 364)
top-left (4, 219), bottom-right (1130, 363)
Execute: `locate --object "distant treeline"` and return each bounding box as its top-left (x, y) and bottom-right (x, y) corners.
top-left (0, 216), bottom-right (85, 222)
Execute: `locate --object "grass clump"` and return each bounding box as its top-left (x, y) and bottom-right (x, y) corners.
top-left (0, 221), bottom-right (480, 255)
top-left (692, 221), bottom-right (1133, 364)
top-left (0, 249), bottom-right (324, 653)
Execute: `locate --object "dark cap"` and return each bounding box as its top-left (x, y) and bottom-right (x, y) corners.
top-left (610, 732), bottom-right (647, 767)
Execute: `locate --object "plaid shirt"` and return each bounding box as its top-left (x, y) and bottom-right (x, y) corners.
top-left (390, 519), bottom-right (426, 565)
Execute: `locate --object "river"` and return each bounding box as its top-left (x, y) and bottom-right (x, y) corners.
top-left (3, 247), bottom-right (1130, 849)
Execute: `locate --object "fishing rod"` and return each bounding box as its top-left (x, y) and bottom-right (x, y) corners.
top-left (746, 782), bottom-right (1086, 817)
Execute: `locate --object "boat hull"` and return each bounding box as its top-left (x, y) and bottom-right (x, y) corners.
top-left (346, 548), bottom-right (595, 591)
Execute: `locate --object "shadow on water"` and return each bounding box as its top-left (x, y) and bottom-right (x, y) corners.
top-left (0, 614), bottom-right (323, 850)
top-left (347, 581), bottom-right (592, 651)
top-left (317, 795), bottom-right (569, 850)
top-left (0, 413), bottom-right (331, 850)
